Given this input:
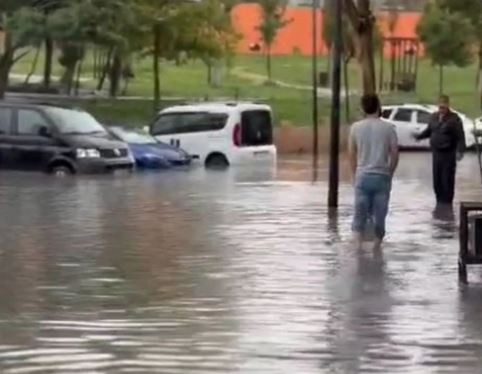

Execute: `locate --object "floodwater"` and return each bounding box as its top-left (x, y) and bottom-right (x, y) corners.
top-left (0, 153), bottom-right (481, 374)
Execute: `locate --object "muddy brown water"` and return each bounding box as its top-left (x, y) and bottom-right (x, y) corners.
top-left (0, 153), bottom-right (481, 373)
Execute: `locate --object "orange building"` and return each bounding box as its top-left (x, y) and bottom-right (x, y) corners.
top-left (232, 3), bottom-right (422, 57)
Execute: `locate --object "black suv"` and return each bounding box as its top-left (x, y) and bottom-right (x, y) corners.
top-left (0, 102), bottom-right (134, 175)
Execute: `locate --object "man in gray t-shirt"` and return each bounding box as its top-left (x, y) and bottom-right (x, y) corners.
top-left (348, 94), bottom-right (399, 249)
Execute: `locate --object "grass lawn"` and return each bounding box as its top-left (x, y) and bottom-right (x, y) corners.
top-left (8, 50), bottom-right (482, 126)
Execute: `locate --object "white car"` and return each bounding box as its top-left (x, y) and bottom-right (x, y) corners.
top-left (476, 116), bottom-right (482, 137)
top-left (381, 104), bottom-right (479, 149)
top-left (149, 102), bottom-right (277, 168)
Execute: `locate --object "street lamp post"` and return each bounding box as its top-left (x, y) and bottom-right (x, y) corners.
top-left (312, 0), bottom-right (319, 178)
top-left (328, 0), bottom-right (342, 208)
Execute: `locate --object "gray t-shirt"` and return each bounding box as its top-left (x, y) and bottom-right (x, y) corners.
top-left (350, 117), bottom-right (398, 176)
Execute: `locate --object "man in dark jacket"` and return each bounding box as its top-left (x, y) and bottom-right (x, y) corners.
top-left (415, 95), bottom-right (466, 205)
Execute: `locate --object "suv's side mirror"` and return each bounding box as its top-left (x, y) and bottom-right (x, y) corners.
top-left (38, 126), bottom-right (52, 138)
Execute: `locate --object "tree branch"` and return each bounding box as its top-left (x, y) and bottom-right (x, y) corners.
top-left (12, 50), bottom-right (30, 64)
top-left (344, 0), bottom-right (360, 30)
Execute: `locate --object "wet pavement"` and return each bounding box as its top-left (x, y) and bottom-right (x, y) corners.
top-left (0, 153), bottom-right (481, 373)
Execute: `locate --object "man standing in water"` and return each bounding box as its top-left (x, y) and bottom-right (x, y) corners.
top-left (414, 95), bottom-right (465, 205)
top-left (349, 94), bottom-right (399, 249)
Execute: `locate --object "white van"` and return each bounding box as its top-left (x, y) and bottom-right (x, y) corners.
top-left (149, 102), bottom-right (277, 168)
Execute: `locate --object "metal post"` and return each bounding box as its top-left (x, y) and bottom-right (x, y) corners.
top-left (312, 0), bottom-right (319, 178)
top-left (328, 0), bottom-right (342, 208)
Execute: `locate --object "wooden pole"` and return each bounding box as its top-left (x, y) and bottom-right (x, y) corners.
top-left (328, 0), bottom-right (342, 208)
top-left (312, 0), bottom-right (319, 178)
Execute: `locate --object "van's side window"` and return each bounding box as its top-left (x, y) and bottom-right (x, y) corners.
top-left (152, 113), bottom-right (228, 135)
top-left (18, 110), bottom-right (50, 136)
top-left (0, 107), bottom-right (12, 135)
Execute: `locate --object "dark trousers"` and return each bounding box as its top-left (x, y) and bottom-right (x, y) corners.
top-left (432, 151), bottom-right (456, 204)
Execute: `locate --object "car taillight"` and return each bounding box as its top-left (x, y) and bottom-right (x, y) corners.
top-left (233, 123), bottom-right (242, 147)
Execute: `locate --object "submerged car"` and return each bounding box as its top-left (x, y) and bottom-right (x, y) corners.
top-left (381, 104), bottom-right (480, 149)
top-left (476, 117), bottom-right (482, 138)
top-left (0, 102), bottom-right (134, 175)
top-left (149, 102), bottom-right (277, 168)
top-left (109, 126), bottom-right (191, 169)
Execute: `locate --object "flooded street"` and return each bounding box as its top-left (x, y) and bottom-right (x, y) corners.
top-left (0, 153), bottom-right (482, 373)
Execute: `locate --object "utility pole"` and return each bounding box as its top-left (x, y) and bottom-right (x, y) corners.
top-left (312, 0), bottom-right (319, 178)
top-left (328, 0), bottom-right (342, 208)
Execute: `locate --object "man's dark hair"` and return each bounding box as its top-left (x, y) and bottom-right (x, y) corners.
top-left (361, 94), bottom-right (381, 115)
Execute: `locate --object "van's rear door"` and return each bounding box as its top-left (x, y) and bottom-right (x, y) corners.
top-left (241, 110), bottom-right (273, 147)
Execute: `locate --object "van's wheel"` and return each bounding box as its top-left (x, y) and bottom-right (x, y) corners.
top-left (50, 165), bottom-right (74, 177)
top-left (205, 154), bottom-right (229, 169)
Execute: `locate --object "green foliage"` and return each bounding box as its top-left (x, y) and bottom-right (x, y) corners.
top-left (437, 0), bottom-right (482, 55)
top-left (256, 0), bottom-right (290, 49)
top-left (417, 3), bottom-right (475, 68)
top-left (6, 7), bottom-right (46, 48)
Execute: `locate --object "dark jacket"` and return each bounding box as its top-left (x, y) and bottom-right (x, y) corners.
top-left (416, 111), bottom-right (466, 153)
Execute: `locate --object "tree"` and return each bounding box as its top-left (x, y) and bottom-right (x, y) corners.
top-left (0, 4), bottom-right (45, 98)
top-left (343, 0), bottom-right (378, 94)
top-left (47, 2), bottom-right (90, 94)
top-left (256, 0), bottom-right (290, 82)
top-left (33, 0), bottom-right (67, 89)
top-left (417, 3), bottom-right (474, 95)
top-left (185, 0), bottom-right (239, 86)
top-left (437, 0), bottom-right (482, 106)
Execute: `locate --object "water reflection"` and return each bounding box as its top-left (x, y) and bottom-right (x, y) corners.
top-left (0, 154), bottom-right (480, 373)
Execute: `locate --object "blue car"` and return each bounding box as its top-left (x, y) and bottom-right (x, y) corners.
top-left (109, 127), bottom-right (191, 169)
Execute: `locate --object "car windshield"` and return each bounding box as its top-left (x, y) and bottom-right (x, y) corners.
top-left (113, 129), bottom-right (157, 144)
top-left (45, 107), bottom-right (107, 135)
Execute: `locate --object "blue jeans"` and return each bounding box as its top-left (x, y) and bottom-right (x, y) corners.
top-left (352, 173), bottom-right (392, 240)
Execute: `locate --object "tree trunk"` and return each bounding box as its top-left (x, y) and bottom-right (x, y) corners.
top-left (207, 59), bottom-right (212, 86)
top-left (0, 61), bottom-right (10, 100)
top-left (75, 57), bottom-right (83, 96)
top-left (378, 40), bottom-right (384, 92)
top-left (345, 0), bottom-right (377, 94)
top-left (439, 64), bottom-right (444, 96)
top-left (153, 23), bottom-right (161, 113)
top-left (43, 37), bottom-right (53, 89)
top-left (266, 45), bottom-right (272, 82)
top-left (60, 63), bottom-right (77, 95)
top-left (478, 44), bottom-right (482, 110)
top-left (93, 48), bottom-right (98, 79)
top-left (109, 51), bottom-right (122, 98)
top-left (358, 28), bottom-right (376, 94)
top-left (25, 47), bottom-right (41, 85)
top-left (327, 47), bottom-right (332, 86)
top-left (0, 31), bottom-right (14, 100)
top-left (97, 48), bottom-right (113, 91)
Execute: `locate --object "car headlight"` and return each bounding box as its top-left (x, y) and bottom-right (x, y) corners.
top-left (76, 148), bottom-right (100, 158)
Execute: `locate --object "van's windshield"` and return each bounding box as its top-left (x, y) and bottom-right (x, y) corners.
top-left (46, 107), bottom-right (107, 135)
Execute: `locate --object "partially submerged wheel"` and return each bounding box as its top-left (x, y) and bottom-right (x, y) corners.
top-left (50, 165), bottom-right (74, 177)
top-left (205, 154), bottom-right (229, 169)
